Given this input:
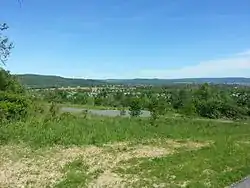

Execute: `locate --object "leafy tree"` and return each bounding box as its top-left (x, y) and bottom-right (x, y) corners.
top-left (73, 92), bottom-right (88, 105)
top-left (0, 23), bottom-right (34, 121)
top-left (148, 95), bottom-right (169, 125)
top-left (114, 91), bottom-right (124, 101)
top-left (0, 23), bottom-right (13, 65)
top-left (194, 99), bottom-right (221, 119)
top-left (170, 88), bottom-right (193, 112)
top-left (94, 94), bottom-right (104, 106)
top-left (180, 99), bottom-right (196, 116)
top-left (0, 69), bottom-right (24, 93)
top-left (148, 97), bottom-right (160, 125)
top-left (129, 97), bottom-right (142, 117)
top-left (0, 24), bottom-right (24, 94)
top-left (0, 91), bottom-right (30, 121)
top-left (195, 83), bottom-right (211, 101)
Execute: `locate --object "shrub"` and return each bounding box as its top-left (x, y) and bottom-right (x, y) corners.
top-left (180, 100), bottom-right (196, 116)
top-left (148, 97), bottom-right (160, 125)
top-left (0, 91), bottom-right (30, 120)
top-left (219, 103), bottom-right (247, 120)
top-left (129, 98), bottom-right (142, 117)
top-left (247, 109), bottom-right (250, 116)
top-left (194, 99), bottom-right (221, 119)
top-left (0, 69), bottom-right (24, 93)
top-left (59, 112), bottom-right (77, 121)
top-left (48, 102), bottom-right (60, 118)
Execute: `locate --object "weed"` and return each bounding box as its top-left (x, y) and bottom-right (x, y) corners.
top-left (55, 159), bottom-right (90, 188)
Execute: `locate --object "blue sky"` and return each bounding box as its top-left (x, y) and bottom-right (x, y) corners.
top-left (1, 0), bottom-right (250, 79)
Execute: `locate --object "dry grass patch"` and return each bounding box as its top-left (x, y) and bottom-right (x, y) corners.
top-left (0, 145), bottom-right (97, 188)
top-left (0, 139), bottom-right (210, 188)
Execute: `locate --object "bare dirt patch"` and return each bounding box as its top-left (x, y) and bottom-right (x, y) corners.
top-left (0, 145), bottom-right (93, 188)
top-left (0, 139), bottom-right (210, 188)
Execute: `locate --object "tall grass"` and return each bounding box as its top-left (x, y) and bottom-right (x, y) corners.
top-left (1, 110), bottom-right (250, 187)
top-left (0, 114), bottom-right (249, 148)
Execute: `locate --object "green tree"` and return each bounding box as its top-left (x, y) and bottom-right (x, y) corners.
top-left (0, 24), bottom-right (24, 94)
top-left (73, 92), bottom-right (88, 105)
top-left (170, 88), bottom-right (192, 111)
top-left (94, 94), bottom-right (104, 106)
top-left (148, 97), bottom-right (160, 125)
top-left (0, 69), bottom-right (24, 93)
top-left (129, 97), bottom-right (142, 117)
top-left (0, 23), bottom-right (13, 65)
top-left (195, 83), bottom-right (211, 101)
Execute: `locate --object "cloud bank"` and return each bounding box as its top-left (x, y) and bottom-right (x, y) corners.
top-left (137, 50), bottom-right (250, 79)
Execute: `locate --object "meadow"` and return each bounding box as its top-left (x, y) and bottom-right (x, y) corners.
top-left (1, 19), bottom-right (250, 188)
top-left (1, 111), bottom-right (250, 187)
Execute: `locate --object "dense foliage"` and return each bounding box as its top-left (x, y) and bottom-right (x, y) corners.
top-left (0, 24), bottom-right (30, 121)
top-left (36, 84), bottom-right (250, 120)
top-left (0, 91), bottom-right (30, 120)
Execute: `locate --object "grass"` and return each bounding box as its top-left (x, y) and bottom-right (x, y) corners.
top-left (55, 159), bottom-right (90, 188)
top-left (0, 114), bottom-right (250, 187)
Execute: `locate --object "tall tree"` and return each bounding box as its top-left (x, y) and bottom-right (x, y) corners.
top-left (0, 23), bottom-right (13, 66)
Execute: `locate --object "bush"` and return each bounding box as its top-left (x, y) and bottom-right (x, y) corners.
top-left (194, 98), bottom-right (247, 120)
top-left (247, 109), bottom-right (250, 116)
top-left (219, 103), bottom-right (247, 120)
top-left (59, 112), bottom-right (77, 121)
top-left (194, 99), bottom-right (221, 119)
top-left (148, 97), bottom-right (162, 125)
top-left (48, 102), bottom-right (60, 118)
top-left (180, 100), bottom-right (196, 116)
top-left (0, 69), bottom-right (24, 93)
top-left (129, 98), bottom-right (142, 117)
top-left (0, 91), bottom-right (30, 120)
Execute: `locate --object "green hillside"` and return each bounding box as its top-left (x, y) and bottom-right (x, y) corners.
top-left (16, 74), bottom-right (250, 88)
top-left (17, 74), bottom-right (105, 88)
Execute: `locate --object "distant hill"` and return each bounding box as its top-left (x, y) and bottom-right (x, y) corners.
top-left (16, 74), bottom-right (250, 88)
top-left (106, 78), bottom-right (250, 86)
top-left (16, 74), bottom-right (106, 88)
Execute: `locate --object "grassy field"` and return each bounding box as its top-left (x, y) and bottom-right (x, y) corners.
top-left (0, 114), bottom-right (250, 187)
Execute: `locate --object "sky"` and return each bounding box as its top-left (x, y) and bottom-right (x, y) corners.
top-left (1, 0), bottom-right (250, 79)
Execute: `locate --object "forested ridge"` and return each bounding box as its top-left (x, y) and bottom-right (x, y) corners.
top-left (17, 74), bottom-right (250, 88)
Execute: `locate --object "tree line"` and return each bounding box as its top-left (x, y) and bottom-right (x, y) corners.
top-left (37, 84), bottom-right (250, 121)
top-left (1, 23), bottom-right (250, 123)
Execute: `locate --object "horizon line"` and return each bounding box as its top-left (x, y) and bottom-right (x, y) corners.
top-left (15, 73), bottom-right (250, 80)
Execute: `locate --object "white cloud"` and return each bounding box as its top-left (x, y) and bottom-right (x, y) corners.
top-left (138, 50), bottom-right (250, 79)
